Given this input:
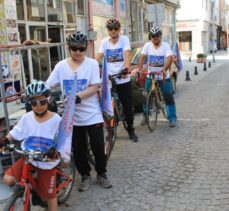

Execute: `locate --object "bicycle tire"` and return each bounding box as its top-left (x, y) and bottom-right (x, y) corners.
top-left (146, 90), bottom-right (158, 132)
top-left (4, 187), bottom-right (31, 211)
top-left (105, 113), bottom-right (118, 160)
top-left (158, 88), bottom-right (167, 119)
top-left (87, 133), bottom-right (95, 166)
top-left (57, 155), bottom-right (76, 204)
top-left (171, 75), bottom-right (176, 94)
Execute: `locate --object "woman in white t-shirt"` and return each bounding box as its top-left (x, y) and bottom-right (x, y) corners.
top-left (2, 80), bottom-right (61, 211)
top-left (47, 31), bottom-right (112, 192)
top-left (138, 26), bottom-right (177, 127)
top-left (96, 18), bottom-right (138, 142)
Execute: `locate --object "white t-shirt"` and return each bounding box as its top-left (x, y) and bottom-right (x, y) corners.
top-left (141, 41), bottom-right (172, 80)
top-left (10, 112), bottom-right (61, 169)
top-left (47, 57), bottom-right (104, 126)
top-left (99, 35), bottom-right (131, 84)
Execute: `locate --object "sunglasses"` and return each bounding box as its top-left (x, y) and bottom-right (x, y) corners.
top-left (151, 34), bottom-right (160, 38)
top-left (108, 27), bottom-right (119, 31)
top-left (30, 98), bottom-right (49, 107)
top-left (70, 46), bottom-right (86, 52)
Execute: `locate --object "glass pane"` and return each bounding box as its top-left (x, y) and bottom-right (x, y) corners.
top-left (48, 26), bottom-right (63, 70)
top-left (16, 0), bottom-right (24, 20)
top-left (63, 2), bottom-right (75, 23)
top-left (77, 0), bottom-right (84, 16)
top-left (47, 0), bottom-right (63, 22)
top-left (27, 0), bottom-right (45, 21)
top-left (18, 24), bottom-right (26, 44)
top-left (29, 26), bottom-right (49, 81)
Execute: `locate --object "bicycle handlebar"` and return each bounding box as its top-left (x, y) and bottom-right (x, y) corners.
top-left (109, 68), bottom-right (129, 80)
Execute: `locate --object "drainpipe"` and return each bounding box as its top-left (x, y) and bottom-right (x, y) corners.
top-left (115, 0), bottom-right (120, 19)
top-left (87, 0), bottom-right (95, 58)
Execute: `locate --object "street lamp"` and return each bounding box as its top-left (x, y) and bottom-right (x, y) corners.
top-left (211, 0), bottom-right (216, 63)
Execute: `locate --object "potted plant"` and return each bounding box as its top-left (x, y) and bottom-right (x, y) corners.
top-left (196, 53), bottom-right (207, 63)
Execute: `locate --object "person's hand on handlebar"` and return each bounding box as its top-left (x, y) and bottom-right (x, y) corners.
top-left (161, 69), bottom-right (167, 81)
top-left (0, 137), bottom-right (10, 153)
top-left (120, 68), bottom-right (130, 79)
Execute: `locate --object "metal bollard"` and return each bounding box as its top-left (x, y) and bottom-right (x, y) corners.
top-left (194, 66), bottom-right (198, 75)
top-left (208, 61), bottom-right (211, 68)
top-left (203, 62), bottom-right (207, 71)
top-left (185, 71), bottom-right (191, 81)
top-left (189, 56), bottom-right (191, 62)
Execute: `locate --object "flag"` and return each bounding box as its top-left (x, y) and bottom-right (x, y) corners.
top-left (174, 42), bottom-right (183, 72)
top-left (101, 56), bottom-right (113, 116)
top-left (55, 74), bottom-right (77, 162)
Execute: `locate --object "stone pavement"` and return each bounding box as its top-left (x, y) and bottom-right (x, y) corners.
top-left (0, 50), bottom-right (229, 210)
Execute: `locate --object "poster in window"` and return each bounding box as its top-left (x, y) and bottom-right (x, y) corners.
top-left (92, 0), bottom-right (114, 15)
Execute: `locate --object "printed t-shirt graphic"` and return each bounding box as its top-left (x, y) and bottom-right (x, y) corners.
top-left (63, 79), bottom-right (87, 96)
top-left (106, 48), bottom-right (124, 63)
top-left (148, 55), bottom-right (165, 73)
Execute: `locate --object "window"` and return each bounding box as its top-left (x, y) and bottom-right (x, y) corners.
top-left (47, 0), bottom-right (63, 22)
top-left (16, 0), bottom-right (24, 20)
top-left (27, 0), bottom-right (45, 21)
top-left (77, 0), bottom-right (84, 16)
top-left (63, 1), bottom-right (76, 23)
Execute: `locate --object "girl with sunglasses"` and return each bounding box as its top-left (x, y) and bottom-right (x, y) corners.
top-left (2, 80), bottom-right (61, 211)
top-left (96, 18), bottom-right (138, 142)
top-left (47, 31), bottom-right (112, 192)
top-left (138, 26), bottom-right (177, 127)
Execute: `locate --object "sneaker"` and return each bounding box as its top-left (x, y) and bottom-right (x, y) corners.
top-left (140, 115), bottom-right (146, 126)
top-left (169, 120), bottom-right (177, 127)
top-left (96, 173), bottom-right (112, 188)
top-left (78, 175), bottom-right (91, 192)
top-left (128, 128), bottom-right (138, 142)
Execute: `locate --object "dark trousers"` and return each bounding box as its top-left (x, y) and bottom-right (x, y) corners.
top-left (116, 81), bottom-right (134, 129)
top-left (72, 123), bottom-right (107, 176)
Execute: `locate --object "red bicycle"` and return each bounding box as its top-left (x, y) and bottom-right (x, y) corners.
top-left (3, 144), bottom-right (75, 211)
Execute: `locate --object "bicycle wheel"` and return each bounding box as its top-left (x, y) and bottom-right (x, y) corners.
top-left (4, 187), bottom-right (30, 211)
top-left (105, 113), bottom-right (118, 160)
top-left (56, 155), bottom-right (75, 204)
top-left (86, 132), bottom-right (95, 166)
top-left (146, 90), bottom-right (158, 132)
top-left (158, 88), bottom-right (167, 119)
top-left (171, 75), bottom-right (176, 94)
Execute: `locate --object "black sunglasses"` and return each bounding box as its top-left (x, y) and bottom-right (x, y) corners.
top-left (70, 46), bottom-right (86, 52)
top-left (30, 98), bottom-right (49, 107)
top-left (108, 27), bottom-right (119, 31)
top-left (151, 34), bottom-right (160, 38)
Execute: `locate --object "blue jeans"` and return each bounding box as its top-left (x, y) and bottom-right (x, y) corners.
top-left (143, 78), bottom-right (177, 122)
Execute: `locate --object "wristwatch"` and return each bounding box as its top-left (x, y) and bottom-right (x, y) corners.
top-left (75, 95), bottom-right (81, 104)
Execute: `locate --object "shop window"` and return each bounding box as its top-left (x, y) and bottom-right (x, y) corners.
top-left (47, 0), bottom-right (63, 22)
top-left (179, 31), bottom-right (192, 51)
top-left (77, 0), bottom-right (84, 16)
top-left (18, 24), bottom-right (26, 44)
top-left (16, 0), bottom-right (24, 20)
top-left (63, 1), bottom-right (76, 23)
top-left (27, 0), bottom-right (45, 21)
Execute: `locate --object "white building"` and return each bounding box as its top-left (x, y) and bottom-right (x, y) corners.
top-left (176, 0), bottom-right (220, 57)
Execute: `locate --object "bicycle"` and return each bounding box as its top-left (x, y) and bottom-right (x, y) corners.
top-left (3, 142), bottom-right (75, 211)
top-left (86, 68), bottom-right (129, 166)
top-left (144, 72), bottom-right (167, 132)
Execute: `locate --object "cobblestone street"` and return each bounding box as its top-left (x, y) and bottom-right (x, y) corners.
top-left (65, 60), bottom-right (229, 210)
top-left (1, 57), bottom-right (229, 210)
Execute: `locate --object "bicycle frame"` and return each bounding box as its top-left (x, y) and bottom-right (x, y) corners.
top-left (13, 157), bottom-right (73, 211)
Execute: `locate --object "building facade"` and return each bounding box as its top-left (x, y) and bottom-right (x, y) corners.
top-left (176, 0), bottom-right (221, 57)
top-left (0, 0), bottom-right (179, 85)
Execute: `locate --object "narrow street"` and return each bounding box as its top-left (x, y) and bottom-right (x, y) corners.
top-left (1, 57), bottom-right (229, 211)
top-left (65, 60), bottom-right (229, 210)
